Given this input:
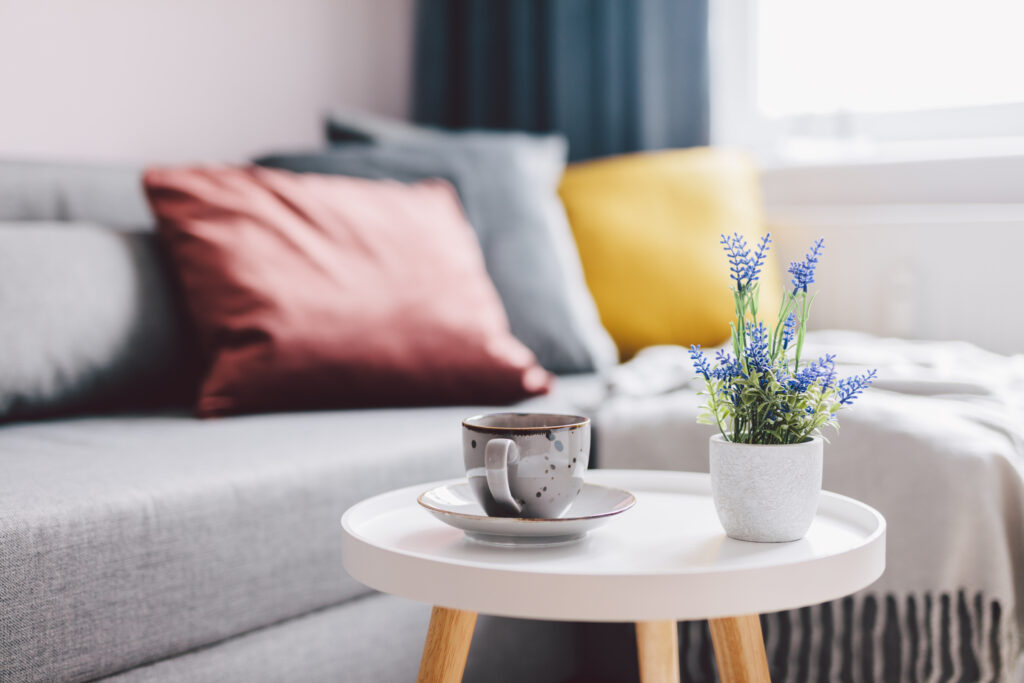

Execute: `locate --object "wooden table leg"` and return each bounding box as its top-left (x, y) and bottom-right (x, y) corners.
top-left (635, 620), bottom-right (680, 683)
top-left (417, 606), bottom-right (477, 683)
top-left (708, 615), bottom-right (771, 683)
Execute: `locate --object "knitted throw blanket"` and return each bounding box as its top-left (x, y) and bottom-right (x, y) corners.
top-left (594, 331), bottom-right (1024, 682)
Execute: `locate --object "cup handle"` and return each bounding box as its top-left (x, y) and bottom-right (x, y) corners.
top-left (484, 439), bottom-right (523, 516)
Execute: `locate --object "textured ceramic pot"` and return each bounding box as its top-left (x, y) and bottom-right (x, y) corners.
top-left (709, 434), bottom-right (823, 542)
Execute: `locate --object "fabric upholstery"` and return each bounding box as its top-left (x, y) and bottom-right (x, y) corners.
top-left (0, 159), bottom-right (151, 228)
top-left (0, 221), bottom-right (194, 420)
top-left (304, 114), bottom-right (617, 374)
top-left (0, 375), bottom-right (602, 683)
top-left (558, 148), bottom-right (781, 359)
top-left (99, 594), bottom-right (579, 683)
top-left (409, 0), bottom-right (710, 161)
top-left (145, 166), bottom-right (550, 417)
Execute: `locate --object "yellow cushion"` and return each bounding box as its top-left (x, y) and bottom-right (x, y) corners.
top-left (559, 148), bottom-right (780, 360)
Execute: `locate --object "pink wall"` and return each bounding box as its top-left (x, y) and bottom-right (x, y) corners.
top-left (0, 0), bottom-right (414, 163)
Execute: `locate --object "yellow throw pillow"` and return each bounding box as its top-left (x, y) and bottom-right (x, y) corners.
top-left (559, 148), bottom-right (780, 360)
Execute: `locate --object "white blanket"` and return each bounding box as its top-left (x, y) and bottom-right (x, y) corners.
top-left (594, 331), bottom-right (1024, 682)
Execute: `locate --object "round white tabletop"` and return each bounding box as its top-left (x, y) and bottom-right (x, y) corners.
top-left (341, 469), bottom-right (886, 623)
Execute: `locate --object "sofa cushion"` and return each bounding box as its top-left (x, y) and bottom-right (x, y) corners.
top-left (558, 148), bottom-right (782, 359)
top-left (260, 124), bottom-right (617, 376)
top-left (0, 222), bottom-right (195, 420)
top-left (98, 594), bottom-right (578, 683)
top-left (0, 375), bottom-right (602, 683)
top-left (0, 159), bottom-right (151, 228)
top-left (324, 107), bottom-right (426, 144)
top-left (145, 166), bottom-right (551, 416)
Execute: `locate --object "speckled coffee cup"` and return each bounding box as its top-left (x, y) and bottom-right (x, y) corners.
top-left (463, 413), bottom-right (590, 518)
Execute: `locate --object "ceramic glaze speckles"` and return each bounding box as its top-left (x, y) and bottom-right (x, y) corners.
top-left (709, 434), bottom-right (823, 543)
top-left (463, 413), bottom-right (590, 518)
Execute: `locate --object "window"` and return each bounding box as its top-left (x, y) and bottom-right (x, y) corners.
top-left (712, 0), bottom-right (1024, 165)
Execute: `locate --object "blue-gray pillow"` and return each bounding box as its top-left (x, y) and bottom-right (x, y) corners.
top-left (261, 119), bottom-right (616, 374)
top-left (0, 222), bottom-right (195, 420)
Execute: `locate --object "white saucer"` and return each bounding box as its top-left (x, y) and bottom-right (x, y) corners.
top-left (417, 481), bottom-right (636, 546)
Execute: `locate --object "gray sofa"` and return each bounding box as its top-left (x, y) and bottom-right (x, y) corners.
top-left (0, 160), bottom-right (612, 682)
top-left (1, 398), bottom-right (605, 682)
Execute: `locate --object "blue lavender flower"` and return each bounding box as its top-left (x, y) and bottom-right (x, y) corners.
top-left (787, 238), bottom-right (825, 293)
top-left (836, 368), bottom-right (878, 405)
top-left (786, 366), bottom-right (818, 393)
top-left (785, 354), bottom-right (836, 393)
top-left (689, 344), bottom-right (712, 380)
top-left (745, 322), bottom-right (771, 373)
top-left (720, 232), bottom-right (773, 291)
top-left (720, 233), bottom-right (751, 290)
top-left (712, 349), bottom-right (743, 381)
top-left (749, 233), bottom-right (772, 282)
top-left (817, 353), bottom-right (838, 389)
top-left (782, 312), bottom-right (798, 349)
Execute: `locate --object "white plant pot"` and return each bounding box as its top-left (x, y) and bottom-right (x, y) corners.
top-left (709, 433), bottom-right (823, 543)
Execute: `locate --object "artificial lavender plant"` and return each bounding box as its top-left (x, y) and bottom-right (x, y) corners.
top-left (690, 234), bottom-right (877, 444)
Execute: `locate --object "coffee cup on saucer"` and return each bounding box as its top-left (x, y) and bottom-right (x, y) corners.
top-left (462, 413), bottom-right (590, 518)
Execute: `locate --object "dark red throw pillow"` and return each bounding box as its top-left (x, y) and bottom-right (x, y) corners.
top-left (144, 166), bottom-right (551, 417)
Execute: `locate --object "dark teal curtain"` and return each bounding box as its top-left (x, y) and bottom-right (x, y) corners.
top-left (414, 0), bottom-right (709, 161)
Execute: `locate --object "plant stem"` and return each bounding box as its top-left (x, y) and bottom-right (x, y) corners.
top-left (793, 292), bottom-right (808, 371)
top-left (770, 291), bottom-right (795, 360)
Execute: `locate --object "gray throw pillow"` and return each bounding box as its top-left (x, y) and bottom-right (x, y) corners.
top-left (0, 222), bottom-right (195, 420)
top-left (260, 118), bottom-right (617, 374)
top-left (0, 159), bottom-right (152, 229)
top-left (324, 108), bottom-right (430, 145)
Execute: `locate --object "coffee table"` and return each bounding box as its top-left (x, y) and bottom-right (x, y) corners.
top-left (341, 469), bottom-right (885, 682)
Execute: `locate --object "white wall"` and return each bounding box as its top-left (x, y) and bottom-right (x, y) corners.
top-left (763, 160), bottom-right (1024, 355)
top-left (767, 211), bottom-right (1024, 356)
top-left (0, 0), bottom-right (414, 163)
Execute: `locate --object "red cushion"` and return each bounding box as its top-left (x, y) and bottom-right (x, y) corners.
top-left (144, 166), bottom-right (551, 417)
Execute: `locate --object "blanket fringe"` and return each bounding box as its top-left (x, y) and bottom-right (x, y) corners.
top-left (677, 591), bottom-right (1018, 683)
